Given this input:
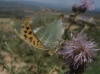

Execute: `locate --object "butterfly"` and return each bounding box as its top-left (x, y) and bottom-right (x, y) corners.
top-left (10, 9), bottom-right (64, 50)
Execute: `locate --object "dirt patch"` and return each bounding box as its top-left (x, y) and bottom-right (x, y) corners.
top-left (0, 52), bottom-right (26, 74)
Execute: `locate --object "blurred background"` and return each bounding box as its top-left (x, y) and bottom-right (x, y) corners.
top-left (0, 0), bottom-right (100, 17)
top-left (0, 0), bottom-right (100, 74)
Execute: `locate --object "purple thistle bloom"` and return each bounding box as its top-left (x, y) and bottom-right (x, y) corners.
top-left (58, 33), bottom-right (99, 71)
top-left (79, 0), bottom-right (94, 11)
top-left (81, 16), bottom-right (95, 23)
top-left (81, 16), bottom-right (88, 21)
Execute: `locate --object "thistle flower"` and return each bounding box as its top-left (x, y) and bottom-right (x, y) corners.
top-left (58, 33), bottom-right (99, 74)
top-left (79, 0), bottom-right (94, 11)
top-left (80, 16), bottom-right (95, 26)
top-left (81, 16), bottom-right (88, 21)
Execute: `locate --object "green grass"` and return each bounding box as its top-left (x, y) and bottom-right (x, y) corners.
top-left (0, 18), bottom-right (100, 74)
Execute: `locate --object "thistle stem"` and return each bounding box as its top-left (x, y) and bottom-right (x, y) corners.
top-left (64, 12), bottom-right (80, 36)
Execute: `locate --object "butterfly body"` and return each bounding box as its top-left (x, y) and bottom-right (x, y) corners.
top-left (10, 9), bottom-right (64, 50)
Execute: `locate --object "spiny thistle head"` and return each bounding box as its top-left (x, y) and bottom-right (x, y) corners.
top-left (79, 0), bottom-right (94, 11)
top-left (58, 32), bottom-right (99, 74)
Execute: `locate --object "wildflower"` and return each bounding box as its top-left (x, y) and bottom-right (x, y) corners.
top-left (58, 33), bottom-right (99, 74)
top-left (81, 16), bottom-right (88, 21)
top-left (81, 16), bottom-right (95, 25)
top-left (79, 0), bottom-right (94, 11)
top-left (88, 17), bottom-right (94, 22)
top-left (81, 16), bottom-right (94, 22)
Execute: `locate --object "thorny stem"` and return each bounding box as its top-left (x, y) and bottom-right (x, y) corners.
top-left (64, 12), bottom-right (80, 36)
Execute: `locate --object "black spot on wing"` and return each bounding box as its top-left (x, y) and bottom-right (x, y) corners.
top-left (26, 27), bottom-right (30, 30)
top-left (29, 37), bottom-right (33, 42)
top-left (24, 30), bottom-right (27, 33)
top-left (33, 41), bottom-right (35, 45)
top-left (24, 35), bottom-right (27, 39)
top-left (29, 31), bottom-right (32, 34)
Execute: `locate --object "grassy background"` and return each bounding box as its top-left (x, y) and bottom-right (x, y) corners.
top-left (0, 14), bottom-right (100, 74)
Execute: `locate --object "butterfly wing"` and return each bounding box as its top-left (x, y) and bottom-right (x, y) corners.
top-left (30, 9), bottom-right (64, 49)
top-left (10, 18), bottom-right (45, 49)
top-left (10, 9), bottom-right (64, 50)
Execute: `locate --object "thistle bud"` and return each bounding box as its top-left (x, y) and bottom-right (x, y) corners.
top-left (72, 4), bottom-right (79, 13)
top-left (79, 5), bottom-right (87, 13)
top-left (69, 13), bottom-right (75, 22)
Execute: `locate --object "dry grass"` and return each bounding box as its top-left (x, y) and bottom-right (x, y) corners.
top-left (0, 18), bottom-right (14, 32)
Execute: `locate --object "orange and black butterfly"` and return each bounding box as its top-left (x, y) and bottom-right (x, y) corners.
top-left (10, 9), bottom-right (64, 50)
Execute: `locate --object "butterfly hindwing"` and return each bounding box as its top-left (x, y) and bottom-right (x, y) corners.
top-left (30, 9), bottom-right (64, 49)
